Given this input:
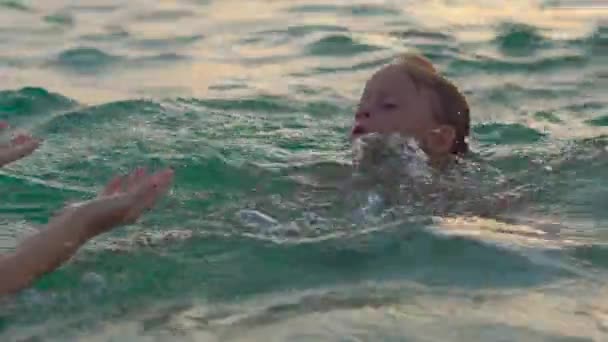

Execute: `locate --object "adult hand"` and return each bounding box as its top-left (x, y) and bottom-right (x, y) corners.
top-left (59, 167), bottom-right (175, 235)
top-left (0, 121), bottom-right (42, 167)
top-left (0, 167), bottom-right (174, 296)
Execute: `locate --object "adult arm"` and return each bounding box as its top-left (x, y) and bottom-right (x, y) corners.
top-left (0, 167), bottom-right (174, 296)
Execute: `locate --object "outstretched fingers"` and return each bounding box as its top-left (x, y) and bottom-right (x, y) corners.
top-left (12, 133), bottom-right (32, 145)
top-left (126, 167), bottom-right (148, 191)
top-left (136, 169), bottom-right (173, 207)
top-left (11, 133), bottom-right (41, 150)
top-left (100, 175), bottom-right (124, 196)
top-left (93, 167), bottom-right (174, 225)
top-left (123, 168), bottom-right (174, 223)
top-left (100, 167), bottom-right (152, 197)
top-left (0, 131), bottom-right (42, 167)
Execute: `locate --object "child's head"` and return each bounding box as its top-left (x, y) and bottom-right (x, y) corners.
top-left (352, 54), bottom-right (470, 158)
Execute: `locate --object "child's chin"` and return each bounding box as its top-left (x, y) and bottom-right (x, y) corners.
top-left (352, 132), bottom-right (417, 148)
top-left (351, 133), bottom-right (428, 171)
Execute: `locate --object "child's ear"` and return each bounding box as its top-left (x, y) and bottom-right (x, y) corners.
top-left (424, 125), bottom-right (456, 155)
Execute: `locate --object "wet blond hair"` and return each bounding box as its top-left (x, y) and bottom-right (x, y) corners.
top-left (394, 53), bottom-right (470, 155)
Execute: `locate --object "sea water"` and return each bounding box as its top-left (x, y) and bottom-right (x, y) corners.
top-left (0, 0), bottom-right (607, 341)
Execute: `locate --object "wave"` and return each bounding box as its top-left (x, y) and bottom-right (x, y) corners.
top-left (474, 122), bottom-right (547, 145)
top-left (42, 99), bottom-right (164, 133)
top-left (495, 22), bottom-right (547, 56)
top-left (53, 47), bottom-right (121, 72)
top-left (51, 47), bottom-right (189, 74)
top-left (449, 53), bottom-right (588, 74)
top-left (0, 0), bottom-right (29, 11)
top-left (0, 87), bottom-right (78, 118)
top-left (287, 4), bottom-right (401, 17)
top-left (305, 34), bottom-right (382, 57)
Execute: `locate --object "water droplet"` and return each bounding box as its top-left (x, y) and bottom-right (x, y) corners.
top-left (238, 209), bottom-right (278, 229)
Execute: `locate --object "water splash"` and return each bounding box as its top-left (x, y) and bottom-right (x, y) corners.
top-left (351, 133), bottom-right (432, 181)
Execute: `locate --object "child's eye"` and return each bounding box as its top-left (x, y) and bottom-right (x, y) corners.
top-left (382, 103), bottom-right (397, 110)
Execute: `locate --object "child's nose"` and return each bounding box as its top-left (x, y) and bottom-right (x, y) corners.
top-left (355, 109), bottom-right (371, 120)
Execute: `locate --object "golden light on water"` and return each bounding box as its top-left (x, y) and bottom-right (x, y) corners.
top-left (0, 0), bottom-right (603, 104)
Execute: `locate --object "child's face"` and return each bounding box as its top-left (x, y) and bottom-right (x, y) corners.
top-left (352, 64), bottom-right (454, 156)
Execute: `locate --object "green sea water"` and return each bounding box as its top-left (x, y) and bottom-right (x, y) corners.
top-left (0, 0), bottom-right (607, 341)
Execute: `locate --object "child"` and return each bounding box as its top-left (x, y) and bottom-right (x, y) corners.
top-left (351, 53), bottom-right (470, 170)
top-left (346, 53), bottom-right (537, 220)
top-left (349, 54), bottom-right (547, 225)
top-left (0, 122), bottom-right (174, 296)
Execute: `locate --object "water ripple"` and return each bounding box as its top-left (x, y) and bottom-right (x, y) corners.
top-left (306, 34), bottom-right (382, 56)
top-left (495, 22), bottom-right (547, 56)
top-left (0, 87), bottom-right (77, 118)
top-left (53, 47), bottom-right (121, 72)
top-left (1, 1), bottom-right (607, 339)
top-left (0, 0), bottom-right (29, 11)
